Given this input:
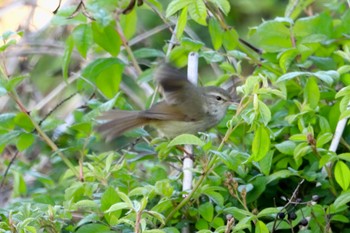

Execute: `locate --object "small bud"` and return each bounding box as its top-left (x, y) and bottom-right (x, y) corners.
top-left (300, 218), bottom-right (308, 226)
top-left (288, 212), bottom-right (297, 220)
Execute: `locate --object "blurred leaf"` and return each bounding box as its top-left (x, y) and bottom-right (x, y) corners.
top-left (72, 24), bottom-right (93, 58)
top-left (16, 133), bottom-right (35, 151)
top-left (14, 113), bottom-right (34, 132)
top-left (250, 20), bottom-right (292, 52)
top-left (208, 0), bottom-right (230, 15)
top-left (82, 58), bottom-right (124, 98)
top-left (13, 171), bottom-right (27, 197)
top-left (168, 134), bottom-right (205, 147)
top-left (198, 202), bottom-right (214, 222)
top-left (166, 0), bottom-right (191, 17)
top-left (91, 22), bottom-right (121, 56)
top-left (120, 9), bottom-right (137, 39)
top-left (75, 223), bottom-right (112, 233)
top-left (223, 28), bottom-right (239, 50)
top-left (134, 48), bottom-right (165, 59)
top-left (62, 35), bottom-right (74, 80)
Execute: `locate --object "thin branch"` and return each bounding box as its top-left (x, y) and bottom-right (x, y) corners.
top-left (0, 150), bottom-right (19, 190)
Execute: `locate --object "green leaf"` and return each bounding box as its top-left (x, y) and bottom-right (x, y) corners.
top-left (14, 112), bottom-right (34, 132)
top-left (256, 220), bottom-right (269, 233)
top-left (208, 0), bottom-right (230, 15)
top-left (304, 77), bottom-right (320, 109)
top-left (335, 161), bottom-right (350, 191)
top-left (209, 18), bottom-right (223, 50)
top-left (334, 190), bottom-right (350, 209)
top-left (259, 150), bottom-right (273, 175)
top-left (16, 133), bottom-right (35, 152)
top-left (250, 20), bottom-right (292, 52)
top-left (82, 58), bottom-right (124, 98)
top-left (201, 50), bottom-right (224, 63)
top-left (5, 75), bottom-right (27, 91)
top-left (316, 132), bottom-right (333, 147)
top-left (168, 134), bottom-right (205, 147)
top-left (134, 48), bottom-right (165, 59)
top-left (294, 13), bottom-right (333, 39)
top-left (166, 0), bottom-right (192, 18)
top-left (257, 207), bottom-right (280, 217)
top-left (176, 7), bottom-right (188, 39)
top-left (277, 70), bottom-right (338, 85)
top-left (72, 24), bottom-right (93, 58)
top-left (293, 142), bottom-right (311, 160)
top-left (335, 85), bottom-right (350, 99)
top-left (252, 125), bottom-right (270, 161)
top-left (146, 211), bottom-right (165, 225)
top-left (198, 202), bottom-right (214, 222)
top-left (275, 141), bottom-right (296, 155)
top-left (120, 9), bottom-right (137, 39)
top-left (62, 35), bottom-right (74, 80)
top-left (188, 0), bottom-right (207, 26)
top-left (258, 100), bottom-right (271, 125)
top-left (105, 202), bottom-right (130, 213)
top-left (74, 200), bottom-right (99, 210)
top-left (13, 171), bottom-right (27, 197)
top-left (75, 223), bottom-right (111, 233)
top-left (278, 48), bottom-right (298, 73)
top-left (223, 28), bottom-right (239, 50)
top-left (91, 22), bottom-right (121, 56)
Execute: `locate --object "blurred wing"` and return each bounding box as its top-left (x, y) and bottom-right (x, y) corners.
top-left (154, 64), bottom-right (205, 120)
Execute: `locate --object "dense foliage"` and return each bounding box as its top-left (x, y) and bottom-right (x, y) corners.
top-left (1, 0), bottom-right (350, 232)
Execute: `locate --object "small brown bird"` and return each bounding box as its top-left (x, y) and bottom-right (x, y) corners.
top-left (97, 64), bottom-right (233, 140)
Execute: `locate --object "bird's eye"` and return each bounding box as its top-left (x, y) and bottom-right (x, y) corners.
top-left (216, 96), bottom-right (222, 101)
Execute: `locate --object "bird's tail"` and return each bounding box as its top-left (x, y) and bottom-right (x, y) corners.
top-left (96, 110), bottom-right (148, 140)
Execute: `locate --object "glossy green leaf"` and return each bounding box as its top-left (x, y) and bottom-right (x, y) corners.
top-left (335, 161), bottom-right (350, 191)
top-left (275, 141), bottom-right (296, 155)
top-left (334, 190), bottom-right (350, 209)
top-left (105, 202), bottom-right (130, 213)
top-left (168, 134), bottom-right (205, 147)
top-left (166, 0), bottom-right (192, 18)
top-left (256, 220), bottom-right (269, 233)
top-left (252, 125), bottom-right (270, 161)
top-left (188, 0), bottom-right (207, 26)
top-left (176, 7), bottom-right (188, 39)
